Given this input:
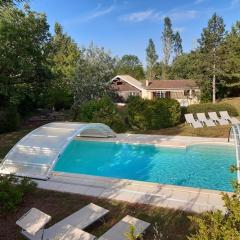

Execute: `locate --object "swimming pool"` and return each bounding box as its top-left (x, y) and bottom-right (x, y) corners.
top-left (54, 140), bottom-right (236, 192)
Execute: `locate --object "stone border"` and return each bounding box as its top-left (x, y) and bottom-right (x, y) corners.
top-left (35, 171), bottom-right (229, 213)
top-left (36, 134), bottom-right (234, 213)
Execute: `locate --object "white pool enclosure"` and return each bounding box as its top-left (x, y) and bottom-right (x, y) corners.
top-left (0, 122), bottom-right (116, 179)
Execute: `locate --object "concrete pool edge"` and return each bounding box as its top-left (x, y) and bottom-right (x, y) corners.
top-left (76, 133), bottom-right (234, 148)
top-left (34, 171), bottom-right (231, 213)
top-left (34, 134), bottom-right (234, 213)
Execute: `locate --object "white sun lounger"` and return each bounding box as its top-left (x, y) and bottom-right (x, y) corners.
top-left (219, 111), bottom-right (240, 124)
top-left (208, 112), bottom-right (229, 125)
top-left (57, 225), bottom-right (96, 240)
top-left (98, 215), bottom-right (150, 240)
top-left (184, 114), bottom-right (203, 128)
top-left (196, 113), bottom-right (216, 127)
top-left (18, 203), bottom-right (109, 240)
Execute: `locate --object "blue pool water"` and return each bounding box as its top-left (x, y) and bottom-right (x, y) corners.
top-left (54, 140), bottom-right (237, 192)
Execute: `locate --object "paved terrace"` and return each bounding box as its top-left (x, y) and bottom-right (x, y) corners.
top-left (78, 133), bottom-right (230, 148)
top-left (36, 134), bottom-right (233, 213)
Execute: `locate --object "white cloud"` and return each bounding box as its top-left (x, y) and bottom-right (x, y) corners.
top-left (120, 8), bottom-right (198, 23)
top-left (168, 10), bottom-right (198, 21)
top-left (119, 10), bottom-right (161, 22)
top-left (86, 5), bottom-right (115, 21)
top-left (63, 4), bottom-right (115, 26)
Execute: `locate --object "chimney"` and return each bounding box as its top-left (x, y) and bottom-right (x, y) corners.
top-left (146, 80), bottom-right (149, 87)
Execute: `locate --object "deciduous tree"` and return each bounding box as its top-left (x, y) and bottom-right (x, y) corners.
top-left (72, 44), bottom-right (116, 115)
top-left (116, 55), bottom-right (145, 80)
top-left (0, 4), bottom-right (51, 112)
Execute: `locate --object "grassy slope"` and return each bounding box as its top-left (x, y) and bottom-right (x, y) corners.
top-left (221, 97), bottom-right (240, 115)
top-left (138, 97), bottom-right (240, 138)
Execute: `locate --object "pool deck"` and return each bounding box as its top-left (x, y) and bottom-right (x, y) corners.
top-left (77, 133), bottom-right (231, 148)
top-left (36, 134), bottom-right (233, 213)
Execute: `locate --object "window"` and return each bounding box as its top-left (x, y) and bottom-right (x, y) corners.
top-left (155, 91), bottom-right (165, 98)
top-left (184, 90), bottom-right (190, 96)
top-left (129, 92), bottom-right (139, 96)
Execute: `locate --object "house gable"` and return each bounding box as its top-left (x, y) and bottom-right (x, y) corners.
top-left (111, 78), bottom-right (141, 92)
top-left (111, 75), bottom-right (144, 91)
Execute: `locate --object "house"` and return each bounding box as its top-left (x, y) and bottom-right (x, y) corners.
top-left (111, 75), bottom-right (200, 106)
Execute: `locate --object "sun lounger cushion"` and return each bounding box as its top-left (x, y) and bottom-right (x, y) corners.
top-left (184, 114), bottom-right (203, 128)
top-left (98, 215), bottom-right (150, 240)
top-left (21, 203), bottom-right (108, 240)
top-left (16, 208), bottom-right (51, 236)
top-left (57, 226), bottom-right (96, 240)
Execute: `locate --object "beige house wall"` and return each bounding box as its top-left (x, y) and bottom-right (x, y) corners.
top-left (142, 89), bottom-right (200, 106)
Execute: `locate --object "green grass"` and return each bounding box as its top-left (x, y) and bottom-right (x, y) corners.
top-left (136, 123), bottom-right (231, 138)
top-left (221, 97), bottom-right (240, 116)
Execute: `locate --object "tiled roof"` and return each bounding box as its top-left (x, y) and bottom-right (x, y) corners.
top-left (112, 75), bottom-right (144, 90)
top-left (145, 80), bottom-right (198, 89)
top-left (111, 75), bottom-right (199, 91)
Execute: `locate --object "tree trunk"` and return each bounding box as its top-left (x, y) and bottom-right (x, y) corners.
top-left (212, 48), bottom-right (216, 103)
top-left (212, 70), bottom-right (216, 103)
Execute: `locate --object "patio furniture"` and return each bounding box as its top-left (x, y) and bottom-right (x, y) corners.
top-left (184, 114), bottom-right (203, 128)
top-left (208, 112), bottom-right (229, 125)
top-left (16, 208), bottom-right (51, 240)
top-left (18, 203), bottom-right (109, 240)
top-left (98, 215), bottom-right (150, 240)
top-left (219, 111), bottom-right (240, 124)
top-left (196, 113), bottom-right (216, 127)
top-left (57, 225), bottom-right (96, 240)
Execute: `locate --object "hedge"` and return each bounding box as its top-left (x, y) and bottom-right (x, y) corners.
top-left (187, 103), bottom-right (238, 116)
top-left (127, 96), bottom-right (181, 130)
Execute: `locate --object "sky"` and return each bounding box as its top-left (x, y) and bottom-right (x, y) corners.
top-left (29, 0), bottom-right (240, 65)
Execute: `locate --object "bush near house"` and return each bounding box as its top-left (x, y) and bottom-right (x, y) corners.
top-left (78, 96), bottom-right (127, 133)
top-left (187, 103), bottom-right (238, 116)
top-left (0, 175), bottom-right (37, 213)
top-left (127, 96), bottom-right (181, 130)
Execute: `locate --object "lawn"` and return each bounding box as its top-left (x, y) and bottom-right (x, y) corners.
top-left (137, 123), bottom-right (231, 138)
top-left (0, 189), bottom-right (197, 240)
top-left (221, 97), bottom-right (240, 115)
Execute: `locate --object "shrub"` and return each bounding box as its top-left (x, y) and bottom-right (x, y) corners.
top-left (188, 167), bottom-right (240, 240)
top-left (127, 96), bottom-right (181, 130)
top-left (126, 96), bottom-right (149, 130)
top-left (78, 96), bottom-right (127, 133)
top-left (187, 103), bottom-right (238, 116)
top-left (0, 106), bottom-right (20, 133)
top-left (0, 175), bottom-right (37, 212)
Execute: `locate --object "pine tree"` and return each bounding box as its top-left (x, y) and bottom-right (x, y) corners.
top-left (219, 21), bottom-right (240, 92)
top-left (198, 13), bottom-right (225, 103)
top-left (173, 31), bottom-right (183, 59)
top-left (161, 17), bottom-right (174, 79)
top-left (146, 38), bottom-right (158, 81)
